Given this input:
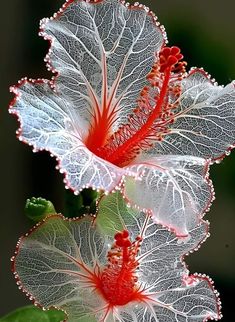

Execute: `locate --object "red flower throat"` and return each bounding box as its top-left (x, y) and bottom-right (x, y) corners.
top-left (85, 46), bottom-right (186, 167)
top-left (72, 229), bottom-right (146, 307)
top-left (97, 229), bottom-right (144, 306)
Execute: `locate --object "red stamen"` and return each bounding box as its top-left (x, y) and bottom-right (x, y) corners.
top-left (65, 230), bottom-right (148, 308)
top-left (86, 46), bottom-right (186, 167)
top-left (95, 230), bottom-right (146, 306)
top-left (159, 46), bottom-right (185, 73)
top-left (106, 68), bottom-right (171, 165)
top-left (99, 46), bottom-right (186, 166)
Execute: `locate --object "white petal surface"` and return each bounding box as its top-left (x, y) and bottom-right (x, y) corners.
top-left (10, 0), bottom-right (165, 192)
top-left (10, 81), bottom-right (126, 192)
top-left (153, 69), bottom-right (235, 161)
top-left (123, 156), bottom-right (213, 236)
top-left (13, 196), bottom-right (220, 321)
top-left (41, 0), bottom-right (164, 131)
top-left (13, 216), bottom-right (113, 322)
top-left (98, 194), bottom-right (220, 321)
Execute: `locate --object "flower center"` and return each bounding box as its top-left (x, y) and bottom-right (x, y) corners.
top-left (96, 230), bottom-right (145, 306)
top-left (85, 47), bottom-right (186, 167)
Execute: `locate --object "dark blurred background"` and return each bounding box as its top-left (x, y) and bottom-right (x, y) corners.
top-left (0, 0), bottom-right (234, 320)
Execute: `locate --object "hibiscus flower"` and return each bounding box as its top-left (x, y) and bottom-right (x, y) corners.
top-left (9, 0), bottom-right (235, 236)
top-left (12, 193), bottom-right (221, 322)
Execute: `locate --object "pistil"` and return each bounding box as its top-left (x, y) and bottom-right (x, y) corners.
top-left (86, 46), bottom-right (186, 167)
top-left (104, 67), bottom-right (172, 166)
top-left (96, 230), bottom-right (145, 306)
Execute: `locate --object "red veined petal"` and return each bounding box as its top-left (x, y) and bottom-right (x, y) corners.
top-left (12, 196), bottom-right (221, 321)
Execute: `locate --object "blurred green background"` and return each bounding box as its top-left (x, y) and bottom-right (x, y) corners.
top-left (0, 0), bottom-right (234, 320)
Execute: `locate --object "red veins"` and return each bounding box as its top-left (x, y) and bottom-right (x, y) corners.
top-left (86, 46), bottom-right (186, 167)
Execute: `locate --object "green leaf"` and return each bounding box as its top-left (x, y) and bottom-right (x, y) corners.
top-left (96, 191), bottom-right (138, 236)
top-left (0, 306), bottom-right (66, 322)
top-left (25, 197), bottom-right (56, 223)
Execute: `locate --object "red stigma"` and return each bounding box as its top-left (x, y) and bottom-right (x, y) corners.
top-left (86, 46), bottom-right (186, 167)
top-left (96, 230), bottom-right (145, 306)
top-left (159, 46), bottom-right (184, 73)
top-left (114, 230), bottom-right (131, 247)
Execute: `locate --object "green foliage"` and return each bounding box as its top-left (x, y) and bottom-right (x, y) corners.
top-left (0, 306), bottom-right (66, 322)
top-left (25, 197), bottom-right (56, 223)
top-left (96, 191), bottom-right (138, 236)
top-left (64, 188), bottom-right (98, 218)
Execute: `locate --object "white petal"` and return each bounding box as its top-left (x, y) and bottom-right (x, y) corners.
top-left (123, 155), bottom-right (213, 236)
top-left (10, 81), bottom-right (126, 193)
top-left (10, 0), bottom-right (165, 192)
top-left (13, 215), bottom-right (112, 321)
top-left (41, 0), bottom-right (165, 131)
top-left (13, 200), bottom-right (220, 322)
top-left (153, 69), bottom-right (235, 161)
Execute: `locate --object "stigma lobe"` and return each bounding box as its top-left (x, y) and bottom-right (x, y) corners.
top-left (96, 230), bottom-right (145, 306)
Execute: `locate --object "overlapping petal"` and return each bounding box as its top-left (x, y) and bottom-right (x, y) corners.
top-left (12, 193), bottom-right (221, 322)
top-left (40, 0), bottom-right (164, 130)
top-left (153, 69), bottom-right (235, 161)
top-left (10, 0), bottom-right (164, 193)
top-left (10, 79), bottom-right (128, 192)
top-left (9, 0), bottom-right (235, 235)
top-left (123, 156), bottom-right (213, 236)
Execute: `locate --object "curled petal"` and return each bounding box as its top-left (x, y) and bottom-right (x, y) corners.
top-left (123, 156), bottom-right (213, 236)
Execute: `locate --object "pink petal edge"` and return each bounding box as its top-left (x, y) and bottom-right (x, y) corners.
top-left (9, 0), bottom-right (168, 195)
top-left (120, 157), bottom-right (215, 237)
top-left (185, 67), bottom-right (235, 163)
top-left (11, 214), bottom-right (222, 321)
